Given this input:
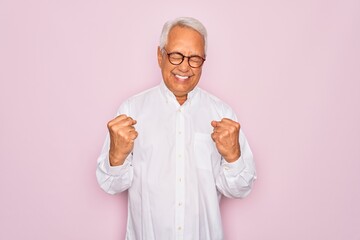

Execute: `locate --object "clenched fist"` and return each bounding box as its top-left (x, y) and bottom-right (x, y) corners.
top-left (107, 114), bottom-right (138, 166)
top-left (211, 118), bottom-right (241, 163)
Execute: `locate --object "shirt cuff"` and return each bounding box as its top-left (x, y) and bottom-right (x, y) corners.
top-left (222, 156), bottom-right (246, 176)
top-left (104, 155), bottom-right (132, 176)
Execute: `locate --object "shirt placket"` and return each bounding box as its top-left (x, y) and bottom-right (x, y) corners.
top-left (175, 106), bottom-right (185, 240)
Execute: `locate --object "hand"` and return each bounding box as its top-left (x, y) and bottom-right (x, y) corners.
top-left (107, 114), bottom-right (138, 166)
top-left (211, 118), bottom-right (241, 163)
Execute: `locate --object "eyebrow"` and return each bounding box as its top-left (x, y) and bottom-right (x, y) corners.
top-left (168, 50), bottom-right (205, 58)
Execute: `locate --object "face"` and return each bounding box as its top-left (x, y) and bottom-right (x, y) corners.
top-left (157, 26), bottom-right (205, 105)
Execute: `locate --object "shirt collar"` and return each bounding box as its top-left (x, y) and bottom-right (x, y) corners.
top-left (159, 80), bottom-right (199, 105)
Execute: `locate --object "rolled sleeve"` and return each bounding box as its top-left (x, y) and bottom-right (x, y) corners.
top-left (96, 137), bottom-right (134, 194)
top-left (222, 156), bottom-right (246, 176)
top-left (105, 155), bottom-right (133, 176)
top-left (216, 130), bottom-right (257, 198)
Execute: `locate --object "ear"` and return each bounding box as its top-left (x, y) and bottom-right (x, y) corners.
top-left (157, 47), bottom-right (163, 67)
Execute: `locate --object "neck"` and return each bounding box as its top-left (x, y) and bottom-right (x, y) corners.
top-left (176, 95), bottom-right (187, 105)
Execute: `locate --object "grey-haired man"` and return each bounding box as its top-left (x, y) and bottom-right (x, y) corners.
top-left (97, 17), bottom-right (256, 240)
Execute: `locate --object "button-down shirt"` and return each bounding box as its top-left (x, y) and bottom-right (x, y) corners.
top-left (96, 81), bottom-right (256, 240)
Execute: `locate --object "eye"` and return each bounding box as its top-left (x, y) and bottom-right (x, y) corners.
top-left (169, 53), bottom-right (184, 60)
top-left (190, 56), bottom-right (203, 63)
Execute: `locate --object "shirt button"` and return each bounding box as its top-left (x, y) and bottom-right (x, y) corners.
top-left (178, 226), bottom-right (182, 231)
top-left (178, 178), bottom-right (182, 182)
top-left (178, 131), bottom-right (182, 134)
top-left (224, 166), bottom-right (230, 171)
top-left (178, 202), bottom-right (182, 206)
top-left (178, 154), bottom-right (182, 158)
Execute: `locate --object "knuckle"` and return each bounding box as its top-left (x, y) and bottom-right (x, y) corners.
top-left (211, 133), bottom-right (218, 141)
top-left (116, 128), bottom-right (123, 135)
top-left (107, 122), bottom-right (116, 131)
top-left (123, 118), bottom-right (132, 125)
top-left (230, 126), bottom-right (237, 133)
top-left (218, 134), bottom-right (224, 141)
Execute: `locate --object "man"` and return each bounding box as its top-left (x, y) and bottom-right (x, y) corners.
top-left (96, 17), bottom-right (256, 240)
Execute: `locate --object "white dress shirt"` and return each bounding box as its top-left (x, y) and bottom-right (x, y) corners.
top-left (96, 81), bottom-right (256, 240)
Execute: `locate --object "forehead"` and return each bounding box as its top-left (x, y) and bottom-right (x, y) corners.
top-left (166, 26), bottom-right (205, 55)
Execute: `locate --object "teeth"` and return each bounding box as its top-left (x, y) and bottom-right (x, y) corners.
top-left (175, 74), bottom-right (189, 80)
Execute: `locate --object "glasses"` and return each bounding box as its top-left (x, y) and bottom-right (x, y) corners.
top-left (163, 49), bottom-right (206, 68)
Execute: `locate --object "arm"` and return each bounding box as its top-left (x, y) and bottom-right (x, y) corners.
top-left (96, 134), bottom-right (134, 195)
top-left (215, 129), bottom-right (256, 198)
top-left (211, 118), bottom-right (256, 198)
top-left (96, 102), bottom-right (138, 195)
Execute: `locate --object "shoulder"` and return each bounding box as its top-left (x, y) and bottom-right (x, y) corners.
top-left (196, 87), bottom-right (235, 117)
top-left (129, 85), bottom-right (160, 102)
top-left (124, 85), bottom-right (161, 105)
top-left (116, 85), bottom-right (161, 115)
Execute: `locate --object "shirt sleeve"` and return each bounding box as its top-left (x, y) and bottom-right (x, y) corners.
top-left (95, 101), bottom-right (134, 195)
top-left (215, 106), bottom-right (257, 198)
top-left (215, 129), bottom-right (257, 198)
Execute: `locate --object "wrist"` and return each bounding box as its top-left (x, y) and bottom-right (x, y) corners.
top-left (109, 151), bottom-right (128, 166)
top-left (223, 149), bottom-right (241, 163)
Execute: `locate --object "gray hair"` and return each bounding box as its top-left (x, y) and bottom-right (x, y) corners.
top-left (159, 17), bottom-right (208, 55)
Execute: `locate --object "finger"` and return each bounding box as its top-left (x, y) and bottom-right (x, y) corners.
top-left (217, 118), bottom-right (240, 130)
top-left (216, 119), bottom-right (231, 127)
top-left (220, 118), bottom-right (234, 123)
top-left (211, 132), bottom-right (216, 141)
top-left (114, 124), bottom-right (137, 135)
top-left (114, 114), bottom-right (129, 122)
top-left (108, 120), bottom-right (137, 134)
top-left (127, 125), bottom-right (136, 132)
top-left (213, 125), bottom-right (229, 134)
top-left (212, 120), bottom-right (229, 129)
top-left (130, 119), bottom-right (137, 125)
top-left (122, 117), bottom-right (137, 126)
top-left (216, 128), bottom-right (238, 140)
top-left (211, 120), bottom-right (219, 128)
top-left (113, 115), bottom-right (137, 125)
top-left (211, 132), bottom-right (220, 142)
top-left (117, 117), bottom-right (137, 127)
top-left (107, 114), bottom-right (129, 127)
top-left (128, 131), bottom-right (138, 140)
top-left (126, 128), bottom-right (138, 136)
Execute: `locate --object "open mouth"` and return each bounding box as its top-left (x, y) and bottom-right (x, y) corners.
top-left (174, 74), bottom-right (191, 81)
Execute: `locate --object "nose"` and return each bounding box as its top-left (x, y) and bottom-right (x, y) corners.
top-left (178, 57), bottom-right (191, 72)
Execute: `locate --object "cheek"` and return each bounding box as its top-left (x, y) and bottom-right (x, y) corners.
top-left (194, 69), bottom-right (202, 79)
top-left (161, 65), bottom-right (171, 77)
top-left (163, 64), bottom-right (175, 74)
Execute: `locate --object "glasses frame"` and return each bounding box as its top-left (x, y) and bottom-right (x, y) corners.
top-left (162, 49), bottom-right (206, 68)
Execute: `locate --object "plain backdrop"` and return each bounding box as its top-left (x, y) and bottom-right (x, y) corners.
top-left (1, 0), bottom-right (359, 239)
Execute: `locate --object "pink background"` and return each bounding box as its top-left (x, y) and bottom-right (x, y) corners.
top-left (1, 0), bottom-right (359, 239)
